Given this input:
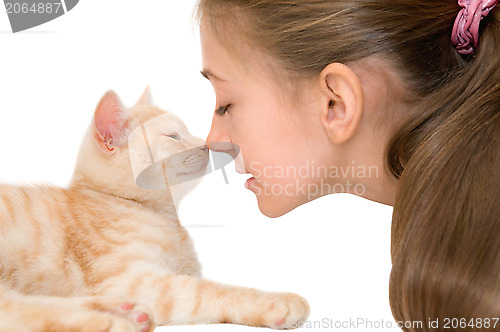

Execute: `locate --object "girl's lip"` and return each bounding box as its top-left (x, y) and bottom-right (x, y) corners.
top-left (245, 176), bottom-right (256, 189)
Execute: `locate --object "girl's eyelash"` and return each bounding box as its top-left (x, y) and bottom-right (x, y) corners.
top-left (215, 104), bottom-right (231, 116)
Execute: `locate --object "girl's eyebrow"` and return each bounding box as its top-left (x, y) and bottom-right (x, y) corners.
top-left (200, 70), bottom-right (227, 82)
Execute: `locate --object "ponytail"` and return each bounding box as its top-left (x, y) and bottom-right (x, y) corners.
top-left (388, 9), bottom-right (500, 330)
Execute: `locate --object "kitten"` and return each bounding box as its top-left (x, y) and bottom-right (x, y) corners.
top-left (0, 87), bottom-right (310, 331)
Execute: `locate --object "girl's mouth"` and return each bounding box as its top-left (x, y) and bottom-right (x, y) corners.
top-left (245, 176), bottom-right (256, 190)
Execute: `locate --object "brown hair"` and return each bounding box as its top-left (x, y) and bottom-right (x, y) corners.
top-left (196, 0), bottom-right (500, 330)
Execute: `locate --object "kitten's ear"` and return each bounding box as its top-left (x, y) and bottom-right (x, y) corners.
top-left (94, 90), bottom-right (129, 153)
top-left (135, 85), bottom-right (152, 106)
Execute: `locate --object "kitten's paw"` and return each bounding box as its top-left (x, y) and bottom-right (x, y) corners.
top-left (263, 293), bottom-right (310, 330)
top-left (80, 298), bottom-right (155, 332)
top-left (94, 314), bottom-right (134, 332)
top-left (116, 302), bottom-right (154, 332)
top-left (105, 312), bottom-right (153, 332)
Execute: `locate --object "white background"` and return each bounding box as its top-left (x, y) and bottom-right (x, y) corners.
top-left (0, 1), bottom-right (396, 331)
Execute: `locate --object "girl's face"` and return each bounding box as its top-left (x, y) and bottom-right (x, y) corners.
top-left (201, 22), bottom-right (338, 217)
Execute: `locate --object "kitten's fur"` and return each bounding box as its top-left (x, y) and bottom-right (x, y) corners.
top-left (0, 88), bottom-right (309, 331)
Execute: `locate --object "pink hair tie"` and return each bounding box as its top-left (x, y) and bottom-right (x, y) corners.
top-left (451, 0), bottom-right (499, 55)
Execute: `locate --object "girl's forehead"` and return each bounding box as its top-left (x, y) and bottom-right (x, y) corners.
top-left (200, 24), bottom-right (238, 82)
top-left (200, 17), bottom-right (308, 103)
top-left (200, 19), bottom-right (273, 86)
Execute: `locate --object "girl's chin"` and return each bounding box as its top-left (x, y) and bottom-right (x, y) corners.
top-left (256, 196), bottom-right (297, 218)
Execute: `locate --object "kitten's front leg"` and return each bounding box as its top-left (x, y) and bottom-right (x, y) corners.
top-left (107, 273), bottom-right (309, 329)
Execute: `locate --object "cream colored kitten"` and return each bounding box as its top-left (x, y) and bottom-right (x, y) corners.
top-left (0, 87), bottom-right (309, 331)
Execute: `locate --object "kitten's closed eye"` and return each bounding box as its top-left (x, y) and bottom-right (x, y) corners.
top-left (164, 133), bottom-right (181, 141)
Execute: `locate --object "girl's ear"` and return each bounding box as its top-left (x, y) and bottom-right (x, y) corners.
top-left (319, 63), bottom-right (364, 144)
top-left (94, 90), bottom-right (129, 153)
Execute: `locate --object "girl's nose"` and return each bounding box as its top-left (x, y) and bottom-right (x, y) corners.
top-left (206, 114), bottom-right (231, 150)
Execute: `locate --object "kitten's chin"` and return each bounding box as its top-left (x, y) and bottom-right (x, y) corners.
top-left (175, 164), bottom-right (208, 179)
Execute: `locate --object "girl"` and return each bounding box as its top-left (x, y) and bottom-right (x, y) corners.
top-left (197, 0), bottom-right (500, 330)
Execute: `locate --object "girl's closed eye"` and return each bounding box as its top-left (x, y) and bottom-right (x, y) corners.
top-left (215, 104), bottom-right (231, 116)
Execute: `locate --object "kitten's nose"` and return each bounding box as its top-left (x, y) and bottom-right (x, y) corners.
top-left (200, 145), bottom-right (209, 152)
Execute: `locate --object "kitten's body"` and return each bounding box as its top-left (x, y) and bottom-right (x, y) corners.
top-left (0, 88), bottom-right (309, 331)
top-left (0, 184), bottom-right (199, 296)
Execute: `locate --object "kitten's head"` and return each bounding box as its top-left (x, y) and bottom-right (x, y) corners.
top-left (73, 87), bottom-right (208, 210)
